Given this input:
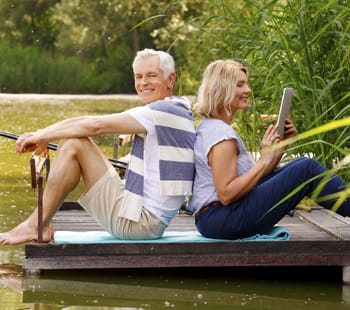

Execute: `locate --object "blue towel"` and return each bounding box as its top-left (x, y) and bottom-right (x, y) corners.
top-left (54, 226), bottom-right (290, 244)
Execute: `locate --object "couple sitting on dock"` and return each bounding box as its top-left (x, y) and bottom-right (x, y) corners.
top-left (1, 49), bottom-right (349, 245)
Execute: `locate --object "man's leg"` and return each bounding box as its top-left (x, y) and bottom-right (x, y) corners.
top-left (0, 137), bottom-right (112, 245)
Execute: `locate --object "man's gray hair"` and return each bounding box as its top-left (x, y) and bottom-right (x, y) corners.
top-left (133, 48), bottom-right (175, 78)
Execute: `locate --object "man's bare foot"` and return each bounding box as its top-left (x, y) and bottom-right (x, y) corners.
top-left (0, 221), bottom-right (53, 245)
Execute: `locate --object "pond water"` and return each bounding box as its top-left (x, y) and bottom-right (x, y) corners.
top-left (0, 97), bottom-right (349, 309)
top-left (1, 264), bottom-right (350, 309)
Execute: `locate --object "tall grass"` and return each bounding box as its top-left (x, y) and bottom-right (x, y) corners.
top-left (189, 0), bottom-right (350, 177)
top-left (181, 0), bottom-right (350, 215)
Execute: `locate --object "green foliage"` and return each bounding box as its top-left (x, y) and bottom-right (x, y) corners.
top-left (0, 40), bottom-right (135, 94)
top-left (0, 0), bottom-right (60, 49)
top-left (182, 0), bottom-right (350, 175)
top-left (0, 0), bottom-right (207, 94)
top-left (0, 0), bottom-right (349, 176)
top-left (0, 40), bottom-right (95, 93)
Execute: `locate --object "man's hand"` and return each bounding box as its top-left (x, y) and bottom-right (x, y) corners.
top-left (15, 132), bottom-right (48, 155)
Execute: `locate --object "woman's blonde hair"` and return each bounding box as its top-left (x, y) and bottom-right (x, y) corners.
top-left (195, 59), bottom-right (247, 117)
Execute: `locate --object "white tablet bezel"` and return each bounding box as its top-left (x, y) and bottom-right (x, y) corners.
top-left (276, 88), bottom-right (293, 138)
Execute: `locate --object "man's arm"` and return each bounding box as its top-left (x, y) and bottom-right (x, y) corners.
top-left (16, 112), bottom-right (146, 155)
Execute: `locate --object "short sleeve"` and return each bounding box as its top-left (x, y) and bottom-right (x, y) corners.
top-left (128, 106), bottom-right (155, 135)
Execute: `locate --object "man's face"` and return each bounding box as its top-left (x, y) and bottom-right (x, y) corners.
top-left (134, 56), bottom-right (174, 104)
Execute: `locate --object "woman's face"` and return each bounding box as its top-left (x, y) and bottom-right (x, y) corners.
top-left (230, 70), bottom-right (251, 113)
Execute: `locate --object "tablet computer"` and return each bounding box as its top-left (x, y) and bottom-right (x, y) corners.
top-left (276, 87), bottom-right (293, 138)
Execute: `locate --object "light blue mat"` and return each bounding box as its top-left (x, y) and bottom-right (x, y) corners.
top-left (54, 226), bottom-right (290, 244)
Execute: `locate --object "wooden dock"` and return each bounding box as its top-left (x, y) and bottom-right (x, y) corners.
top-left (23, 203), bottom-right (350, 282)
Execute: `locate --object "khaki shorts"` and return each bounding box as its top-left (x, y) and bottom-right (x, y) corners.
top-left (78, 167), bottom-right (167, 239)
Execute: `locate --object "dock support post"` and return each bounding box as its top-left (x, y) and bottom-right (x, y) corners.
top-left (343, 266), bottom-right (350, 284)
top-left (22, 267), bottom-right (42, 277)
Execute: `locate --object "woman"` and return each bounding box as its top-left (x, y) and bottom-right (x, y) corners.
top-left (189, 59), bottom-right (350, 239)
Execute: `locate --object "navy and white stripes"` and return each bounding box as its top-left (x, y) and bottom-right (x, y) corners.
top-left (118, 97), bottom-right (195, 222)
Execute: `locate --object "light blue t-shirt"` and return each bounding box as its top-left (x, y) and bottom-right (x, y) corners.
top-left (189, 118), bottom-right (255, 213)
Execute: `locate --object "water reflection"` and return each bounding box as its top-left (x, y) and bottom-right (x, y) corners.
top-left (1, 266), bottom-right (350, 309)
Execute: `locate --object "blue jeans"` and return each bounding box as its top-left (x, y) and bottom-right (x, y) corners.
top-left (195, 157), bottom-right (350, 239)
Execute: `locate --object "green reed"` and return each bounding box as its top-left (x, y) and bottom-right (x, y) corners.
top-left (188, 0), bottom-right (350, 176)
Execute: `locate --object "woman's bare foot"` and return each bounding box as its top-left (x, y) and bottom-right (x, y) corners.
top-left (0, 220), bottom-right (53, 245)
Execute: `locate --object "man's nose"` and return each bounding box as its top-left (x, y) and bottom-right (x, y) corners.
top-left (141, 76), bottom-right (149, 85)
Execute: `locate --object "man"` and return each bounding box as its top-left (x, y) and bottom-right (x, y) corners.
top-left (0, 49), bottom-right (195, 245)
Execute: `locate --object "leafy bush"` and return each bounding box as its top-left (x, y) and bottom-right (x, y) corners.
top-left (0, 40), bottom-right (135, 94)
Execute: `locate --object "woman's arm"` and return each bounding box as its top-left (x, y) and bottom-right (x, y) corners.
top-left (210, 124), bottom-right (283, 205)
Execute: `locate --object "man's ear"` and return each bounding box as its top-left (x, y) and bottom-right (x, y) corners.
top-left (167, 72), bottom-right (177, 89)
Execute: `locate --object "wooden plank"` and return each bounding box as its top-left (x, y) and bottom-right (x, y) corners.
top-left (23, 250), bottom-right (350, 272)
top-left (23, 204), bottom-right (350, 276)
top-left (24, 239), bottom-right (350, 257)
top-left (23, 240), bottom-right (350, 272)
top-left (276, 212), bottom-right (332, 240)
top-left (297, 208), bottom-right (350, 240)
top-left (51, 208), bottom-right (336, 240)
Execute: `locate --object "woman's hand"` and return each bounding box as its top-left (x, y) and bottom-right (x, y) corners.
top-left (282, 118), bottom-right (297, 140)
top-left (260, 125), bottom-right (281, 155)
top-left (260, 124), bottom-right (284, 172)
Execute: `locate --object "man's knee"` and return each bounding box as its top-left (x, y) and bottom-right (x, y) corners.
top-left (58, 137), bottom-right (93, 155)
